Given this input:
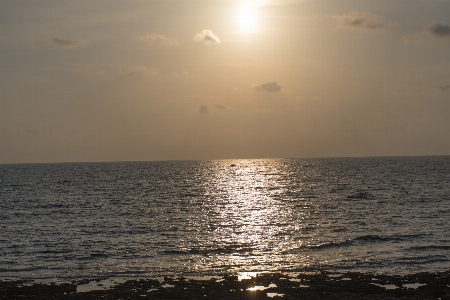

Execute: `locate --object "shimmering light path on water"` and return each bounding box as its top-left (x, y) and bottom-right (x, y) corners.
top-left (1, 157), bottom-right (450, 280)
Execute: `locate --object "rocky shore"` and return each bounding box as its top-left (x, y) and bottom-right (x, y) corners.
top-left (1, 270), bottom-right (450, 299)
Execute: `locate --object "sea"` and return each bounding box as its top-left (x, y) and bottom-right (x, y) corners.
top-left (1, 156), bottom-right (450, 281)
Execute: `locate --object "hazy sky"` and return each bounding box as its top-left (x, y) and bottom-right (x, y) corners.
top-left (1, 0), bottom-right (450, 163)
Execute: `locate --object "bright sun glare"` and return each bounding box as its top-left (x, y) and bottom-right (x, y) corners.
top-left (237, 2), bottom-right (258, 33)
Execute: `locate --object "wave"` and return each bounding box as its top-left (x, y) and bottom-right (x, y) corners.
top-left (159, 245), bottom-right (255, 256)
top-left (314, 235), bottom-right (407, 249)
top-left (393, 255), bottom-right (449, 265)
top-left (284, 234), bottom-right (430, 253)
top-left (0, 266), bottom-right (42, 273)
top-left (409, 245), bottom-right (450, 251)
top-left (352, 235), bottom-right (404, 242)
top-left (346, 192), bottom-right (374, 200)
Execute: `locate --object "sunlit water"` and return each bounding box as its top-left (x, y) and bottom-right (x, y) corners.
top-left (1, 157), bottom-right (450, 280)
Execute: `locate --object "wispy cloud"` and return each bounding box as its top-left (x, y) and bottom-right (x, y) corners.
top-left (120, 65), bottom-right (158, 76)
top-left (64, 64), bottom-right (158, 78)
top-left (334, 11), bottom-right (397, 32)
top-left (193, 29), bottom-right (220, 45)
top-left (264, 0), bottom-right (312, 5)
top-left (132, 34), bottom-right (181, 47)
top-left (254, 81), bottom-right (281, 92)
top-left (52, 37), bottom-right (87, 48)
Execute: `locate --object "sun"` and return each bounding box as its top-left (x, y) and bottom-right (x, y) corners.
top-left (237, 2), bottom-right (259, 33)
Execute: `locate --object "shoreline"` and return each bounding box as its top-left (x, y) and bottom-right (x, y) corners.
top-left (1, 270), bottom-right (449, 299)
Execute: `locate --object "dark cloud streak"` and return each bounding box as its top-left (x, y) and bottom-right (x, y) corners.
top-left (52, 38), bottom-right (85, 47)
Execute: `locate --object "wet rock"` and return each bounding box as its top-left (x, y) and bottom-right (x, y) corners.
top-left (1, 270), bottom-right (449, 299)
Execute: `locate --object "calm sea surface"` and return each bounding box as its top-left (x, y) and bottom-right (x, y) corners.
top-left (1, 157), bottom-right (450, 280)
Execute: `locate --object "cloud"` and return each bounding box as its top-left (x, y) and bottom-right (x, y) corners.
top-left (132, 34), bottom-right (180, 47)
top-left (198, 105), bottom-right (226, 114)
top-left (121, 66), bottom-right (158, 76)
top-left (254, 81), bottom-right (281, 92)
top-left (407, 22), bottom-right (450, 42)
top-left (52, 37), bottom-right (86, 47)
top-left (438, 84), bottom-right (450, 91)
top-left (193, 29), bottom-right (220, 44)
top-left (333, 11), bottom-right (397, 31)
top-left (199, 105), bottom-right (210, 114)
top-left (424, 22), bottom-right (450, 39)
top-left (66, 64), bottom-right (158, 78)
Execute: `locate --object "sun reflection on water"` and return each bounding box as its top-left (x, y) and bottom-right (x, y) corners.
top-left (193, 159), bottom-right (311, 273)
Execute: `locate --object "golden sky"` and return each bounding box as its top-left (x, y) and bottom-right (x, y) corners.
top-left (1, 0), bottom-right (450, 163)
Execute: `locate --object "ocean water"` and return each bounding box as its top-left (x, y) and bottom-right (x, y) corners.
top-left (1, 156), bottom-right (450, 281)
